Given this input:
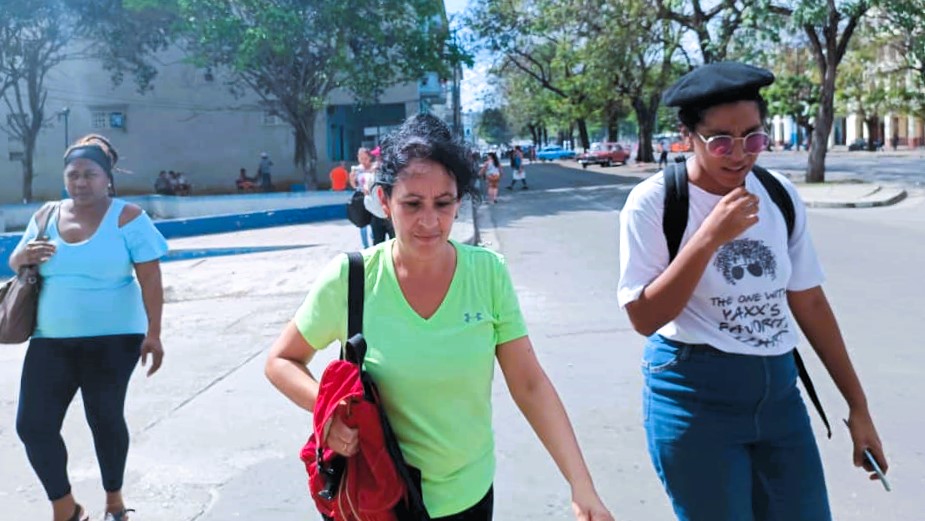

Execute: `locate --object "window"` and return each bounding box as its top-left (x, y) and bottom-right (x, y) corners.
top-left (90, 108), bottom-right (128, 130)
top-left (92, 111), bottom-right (108, 129)
top-left (109, 112), bottom-right (125, 129)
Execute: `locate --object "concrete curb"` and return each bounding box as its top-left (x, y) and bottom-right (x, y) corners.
top-left (801, 188), bottom-right (909, 209)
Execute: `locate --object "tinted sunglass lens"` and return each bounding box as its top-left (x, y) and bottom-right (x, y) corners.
top-left (747, 263), bottom-right (763, 276)
top-left (732, 266), bottom-right (744, 280)
top-left (744, 133), bottom-right (769, 154)
top-left (708, 138), bottom-right (734, 156)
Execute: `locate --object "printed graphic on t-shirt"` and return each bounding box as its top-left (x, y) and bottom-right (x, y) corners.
top-left (710, 239), bottom-right (790, 349)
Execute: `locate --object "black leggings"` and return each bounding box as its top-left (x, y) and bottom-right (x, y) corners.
top-left (16, 335), bottom-right (142, 500)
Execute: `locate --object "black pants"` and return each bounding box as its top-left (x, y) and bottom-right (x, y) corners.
top-left (432, 487), bottom-right (493, 520)
top-left (16, 334), bottom-right (142, 500)
top-left (371, 216), bottom-right (394, 245)
top-left (322, 486), bottom-right (493, 521)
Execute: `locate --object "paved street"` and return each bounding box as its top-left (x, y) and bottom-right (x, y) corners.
top-left (545, 148), bottom-right (925, 189)
top-left (1, 163), bottom-right (923, 520)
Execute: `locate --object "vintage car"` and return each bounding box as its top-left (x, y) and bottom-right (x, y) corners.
top-left (577, 142), bottom-right (631, 168)
top-left (536, 145), bottom-right (577, 161)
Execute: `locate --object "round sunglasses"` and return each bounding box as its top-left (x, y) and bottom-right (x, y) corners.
top-left (695, 131), bottom-right (770, 157)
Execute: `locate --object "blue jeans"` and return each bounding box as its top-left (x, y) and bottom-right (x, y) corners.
top-left (643, 335), bottom-right (831, 521)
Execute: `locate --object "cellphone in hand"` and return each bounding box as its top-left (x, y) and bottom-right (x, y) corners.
top-left (842, 419), bottom-right (890, 492)
top-left (863, 448), bottom-right (891, 492)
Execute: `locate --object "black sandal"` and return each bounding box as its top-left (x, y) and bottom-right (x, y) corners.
top-left (67, 504), bottom-right (89, 521)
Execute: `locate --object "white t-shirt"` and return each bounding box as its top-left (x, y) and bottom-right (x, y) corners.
top-left (617, 169), bottom-right (825, 356)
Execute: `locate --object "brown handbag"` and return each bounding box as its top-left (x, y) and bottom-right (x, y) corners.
top-left (0, 203), bottom-right (58, 344)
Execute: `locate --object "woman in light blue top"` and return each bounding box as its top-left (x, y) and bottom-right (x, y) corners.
top-left (9, 134), bottom-right (168, 521)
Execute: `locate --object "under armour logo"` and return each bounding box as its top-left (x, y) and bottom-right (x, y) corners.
top-left (464, 312), bottom-right (484, 323)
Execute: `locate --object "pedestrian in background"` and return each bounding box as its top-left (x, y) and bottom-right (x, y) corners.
top-left (258, 151), bottom-right (274, 192)
top-left (618, 62), bottom-right (887, 521)
top-left (328, 161), bottom-right (348, 191)
top-left (350, 147), bottom-right (376, 248)
top-left (480, 152), bottom-right (502, 204)
top-left (506, 145), bottom-right (528, 190)
top-left (10, 134), bottom-right (168, 521)
top-left (265, 113), bottom-right (615, 521)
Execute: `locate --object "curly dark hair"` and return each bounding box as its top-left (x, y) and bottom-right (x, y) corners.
top-left (375, 113), bottom-right (480, 202)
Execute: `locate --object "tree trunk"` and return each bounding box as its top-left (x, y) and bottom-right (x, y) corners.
top-left (806, 64), bottom-right (836, 183)
top-left (576, 118), bottom-right (590, 151)
top-left (606, 109), bottom-right (620, 142)
top-left (294, 110), bottom-right (319, 189)
top-left (633, 95), bottom-right (658, 163)
top-left (21, 146), bottom-right (34, 203)
top-left (865, 117), bottom-right (878, 151)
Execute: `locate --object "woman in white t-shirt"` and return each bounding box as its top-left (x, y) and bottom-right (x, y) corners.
top-left (618, 62), bottom-right (887, 521)
top-left (350, 147), bottom-right (376, 248)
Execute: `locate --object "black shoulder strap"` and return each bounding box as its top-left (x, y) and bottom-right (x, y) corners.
top-left (752, 165), bottom-right (795, 239)
top-left (662, 161), bottom-right (689, 263)
top-left (344, 251), bottom-right (366, 365)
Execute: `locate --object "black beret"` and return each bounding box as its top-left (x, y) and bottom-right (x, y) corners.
top-left (662, 62), bottom-right (775, 108)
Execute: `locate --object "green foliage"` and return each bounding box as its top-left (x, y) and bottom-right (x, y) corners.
top-left (478, 108), bottom-right (512, 145)
top-left (173, 0), bottom-right (463, 184)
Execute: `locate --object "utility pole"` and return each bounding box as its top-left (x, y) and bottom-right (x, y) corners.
top-left (58, 107), bottom-right (70, 149)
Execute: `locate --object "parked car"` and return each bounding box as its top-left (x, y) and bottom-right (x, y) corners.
top-left (577, 142), bottom-right (630, 168)
top-left (536, 145), bottom-right (576, 161)
top-left (848, 138), bottom-right (867, 151)
top-left (848, 138), bottom-right (883, 151)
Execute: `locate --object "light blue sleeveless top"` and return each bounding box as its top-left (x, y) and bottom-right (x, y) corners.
top-left (15, 198), bottom-right (169, 338)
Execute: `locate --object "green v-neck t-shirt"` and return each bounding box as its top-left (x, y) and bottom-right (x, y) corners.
top-left (293, 239), bottom-right (528, 516)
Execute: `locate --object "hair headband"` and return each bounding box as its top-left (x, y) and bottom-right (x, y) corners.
top-left (64, 145), bottom-right (112, 175)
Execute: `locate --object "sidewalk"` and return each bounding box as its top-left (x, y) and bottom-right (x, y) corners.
top-left (549, 159), bottom-right (910, 209)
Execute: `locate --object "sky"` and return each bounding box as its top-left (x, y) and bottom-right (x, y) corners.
top-left (445, 0), bottom-right (491, 113)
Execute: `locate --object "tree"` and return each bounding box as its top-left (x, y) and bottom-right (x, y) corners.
top-left (176, 0), bottom-right (462, 188)
top-left (0, 1), bottom-right (73, 203)
top-left (655, 0), bottom-right (771, 63)
top-left (777, 0), bottom-right (869, 182)
top-left (465, 0), bottom-right (601, 150)
top-left (477, 108), bottom-right (512, 145)
top-left (0, 0), bottom-right (172, 202)
top-left (579, 0), bottom-right (685, 162)
top-left (764, 45), bottom-right (820, 148)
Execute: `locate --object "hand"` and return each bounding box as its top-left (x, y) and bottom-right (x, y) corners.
top-left (23, 239), bottom-right (57, 265)
top-left (140, 336), bottom-right (164, 377)
top-left (695, 187), bottom-right (760, 248)
top-left (571, 487), bottom-right (616, 521)
top-left (846, 408), bottom-right (888, 481)
top-left (323, 400), bottom-right (360, 458)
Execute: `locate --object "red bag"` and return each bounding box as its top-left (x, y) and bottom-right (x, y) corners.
top-left (301, 252), bottom-right (430, 521)
top-left (301, 358), bottom-right (404, 520)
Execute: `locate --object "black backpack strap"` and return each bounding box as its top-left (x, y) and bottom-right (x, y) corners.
top-left (752, 166), bottom-right (830, 438)
top-left (792, 349), bottom-right (832, 438)
top-left (662, 161), bottom-right (689, 263)
top-left (343, 252), bottom-right (366, 365)
top-left (752, 166), bottom-right (795, 238)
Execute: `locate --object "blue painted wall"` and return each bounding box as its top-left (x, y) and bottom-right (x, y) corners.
top-left (0, 203), bottom-right (345, 277)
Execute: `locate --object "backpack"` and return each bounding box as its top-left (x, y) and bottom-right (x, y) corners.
top-left (346, 190), bottom-right (372, 228)
top-left (662, 162), bottom-right (831, 439)
top-left (301, 252), bottom-right (431, 521)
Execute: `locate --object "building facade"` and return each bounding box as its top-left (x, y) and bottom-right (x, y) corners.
top-left (0, 49), bottom-right (451, 205)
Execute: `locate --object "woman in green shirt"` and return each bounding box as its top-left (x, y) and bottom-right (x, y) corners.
top-left (265, 114), bottom-right (615, 520)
